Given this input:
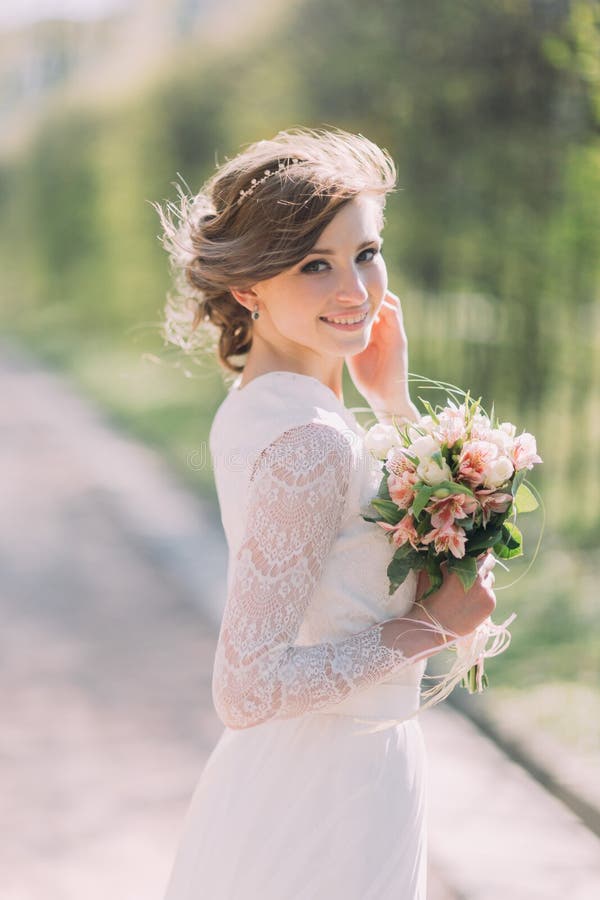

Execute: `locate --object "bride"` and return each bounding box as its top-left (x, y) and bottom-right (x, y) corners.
top-left (154, 126), bottom-right (496, 899)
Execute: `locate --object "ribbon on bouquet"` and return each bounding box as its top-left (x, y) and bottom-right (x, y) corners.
top-left (348, 610), bottom-right (517, 735)
top-left (417, 610), bottom-right (517, 711)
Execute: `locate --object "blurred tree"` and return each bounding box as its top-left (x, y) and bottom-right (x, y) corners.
top-left (0, 0), bottom-right (598, 533)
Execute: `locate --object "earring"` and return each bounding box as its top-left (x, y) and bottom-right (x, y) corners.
top-left (251, 305), bottom-right (260, 320)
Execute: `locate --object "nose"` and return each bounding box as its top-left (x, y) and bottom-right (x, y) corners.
top-left (334, 267), bottom-right (369, 305)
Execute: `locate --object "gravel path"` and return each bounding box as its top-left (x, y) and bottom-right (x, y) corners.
top-left (1, 349), bottom-right (224, 899)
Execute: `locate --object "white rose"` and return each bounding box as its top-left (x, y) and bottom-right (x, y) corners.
top-left (406, 415), bottom-right (436, 441)
top-left (364, 423), bottom-right (402, 459)
top-left (408, 434), bottom-right (440, 460)
top-left (483, 454), bottom-right (514, 489)
top-left (487, 428), bottom-right (514, 454)
top-left (500, 421), bottom-right (516, 438)
top-left (417, 456), bottom-right (452, 486)
top-left (470, 412), bottom-right (492, 440)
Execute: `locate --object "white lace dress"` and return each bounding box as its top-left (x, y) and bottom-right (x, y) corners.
top-left (162, 371), bottom-right (433, 900)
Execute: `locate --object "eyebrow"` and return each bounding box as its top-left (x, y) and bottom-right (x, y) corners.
top-left (306, 237), bottom-right (382, 256)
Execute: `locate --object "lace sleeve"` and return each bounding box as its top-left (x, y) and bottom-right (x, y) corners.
top-left (211, 422), bottom-right (418, 731)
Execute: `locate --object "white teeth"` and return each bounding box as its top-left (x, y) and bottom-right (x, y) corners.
top-left (322, 312), bottom-right (367, 325)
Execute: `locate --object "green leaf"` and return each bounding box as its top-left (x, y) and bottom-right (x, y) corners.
top-left (370, 498), bottom-right (403, 525)
top-left (391, 543), bottom-right (427, 567)
top-left (514, 483), bottom-right (538, 513)
top-left (467, 527), bottom-right (503, 552)
top-left (431, 450), bottom-right (444, 468)
top-left (447, 555), bottom-right (478, 590)
top-left (457, 516), bottom-right (475, 532)
top-left (433, 480), bottom-right (475, 498)
top-left (493, 542), bottom-right (522, 560)
top-left (392, 543), bottom-right (416, 560)
top-left (377, 473), bottom-right (391, 500)
top-left (387, 548), bottom-right (423, 595)
top-left (503, 520), bottom-right (523, 549)
top-left (412, 484), bottom-right (434, 518)
top-left (493, 521), bottom-right (523, 559)
top-left (418, 555), bottom-right (443, 600)
top-left (417, 397), bottom-right (440, 424)
top-left (511, 469), bottom-right (526, 496)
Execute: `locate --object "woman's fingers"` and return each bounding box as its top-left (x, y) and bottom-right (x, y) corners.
top-left (380, 300), bottom-right (402, 320)
top-left (477, 552), bottom-right (496, 577)
top-left (479, 554), bottom-right (497, 604)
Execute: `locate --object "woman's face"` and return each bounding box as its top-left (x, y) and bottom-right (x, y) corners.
top-left (239, 193), bottom-right (388, 365)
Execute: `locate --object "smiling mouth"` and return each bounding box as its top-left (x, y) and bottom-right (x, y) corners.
top-left (319, 311), bottom-right (369, 326)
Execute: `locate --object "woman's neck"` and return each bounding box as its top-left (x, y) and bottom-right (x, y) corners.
top-left (239, 350), bottom-right (345, 404)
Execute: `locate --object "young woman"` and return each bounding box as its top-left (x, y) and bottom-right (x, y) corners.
top-left (154, 127), bottom-right (495, 900)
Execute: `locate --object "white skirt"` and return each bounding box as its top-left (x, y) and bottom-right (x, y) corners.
top-left (162, 683), bottom-right (428, 900)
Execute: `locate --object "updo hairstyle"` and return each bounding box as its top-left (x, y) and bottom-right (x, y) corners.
top-left (153, 126), bottom-right (397, 374)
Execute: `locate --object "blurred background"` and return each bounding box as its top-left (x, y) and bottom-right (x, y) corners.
top-left (1, 0), bottom-right (599, 897)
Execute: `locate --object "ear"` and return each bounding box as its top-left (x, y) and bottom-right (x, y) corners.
top-left (229, 286), bottom-right (258, 314)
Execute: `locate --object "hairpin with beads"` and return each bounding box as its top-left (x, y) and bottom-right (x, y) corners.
top-left (237, 158), bottom-right (301, 206)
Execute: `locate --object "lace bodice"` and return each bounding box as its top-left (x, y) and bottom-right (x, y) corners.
top-left (208, 371), bottom-right (427, 730)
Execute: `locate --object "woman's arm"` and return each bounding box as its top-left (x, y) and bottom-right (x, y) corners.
top-left (346, 290), bottom-right (420, 426)
top-left (211, 422), bottom-right (446, 731)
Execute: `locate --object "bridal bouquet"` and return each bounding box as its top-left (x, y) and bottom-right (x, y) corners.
top-left (362, 389), bottom-right (543, 699)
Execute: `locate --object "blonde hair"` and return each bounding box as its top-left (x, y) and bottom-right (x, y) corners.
top-left (153, 126), bottom-right (397, 374)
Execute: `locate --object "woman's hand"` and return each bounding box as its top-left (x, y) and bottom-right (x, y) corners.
top-left (346, 290), bottom-right (418, 422)
top-left (412, 554), bottom-right (497, 639)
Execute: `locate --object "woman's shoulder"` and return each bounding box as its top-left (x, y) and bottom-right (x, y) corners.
top-left (209, 371), bottom-right (359, 459)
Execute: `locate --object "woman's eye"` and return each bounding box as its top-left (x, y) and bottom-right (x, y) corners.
top-left (358, 247), bottom-right (379, 263)
top-left (301, 259), bottom-right (329, 274)
top-left (301, 247), bottom-right (379, 274)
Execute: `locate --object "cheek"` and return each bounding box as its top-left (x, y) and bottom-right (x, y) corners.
top-left (285, 283), bottom-right (325, 328)
top-left (270, 295), bottom-right (320, 334)
top-left (368, 257), bottom-right (388, 297)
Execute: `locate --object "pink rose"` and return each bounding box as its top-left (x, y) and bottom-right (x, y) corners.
top-left (434, 408), bottom-right (468, 447)
top-left (469, 412), bottom-right (493, 441)
top-left (512, 433), bottom-right (542, 471)
top-left (422, 523), bottom-right (467, 558)
top-left (458, 440), bottom-right (498, 488)
top-left (475, 489), bottom-right (513, 527)
top-left (388, 468), bottom-right (419, 510)
top-left (378, 512), bottom-right (420, 550)
top-left (386, 446), bottom-right (417, 477)
top-left (425, 492), bottom-right (479, 530)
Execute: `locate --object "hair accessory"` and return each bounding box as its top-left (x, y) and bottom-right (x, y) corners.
top-left (237, 158), bottom-right (301, 206)
top-left (251, 305), bottom-right (260, 320)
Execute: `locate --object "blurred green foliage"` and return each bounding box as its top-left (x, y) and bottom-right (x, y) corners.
top-left (0, 1), bottom-right (599, 697)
